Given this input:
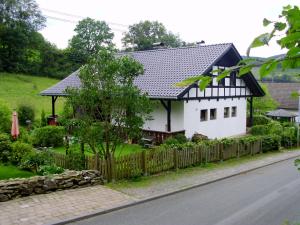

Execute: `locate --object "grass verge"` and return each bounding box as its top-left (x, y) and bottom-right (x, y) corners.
top-left (0, 164), bottom-right (35, 180)
top-left (107, 150), bottom-right (298, 190)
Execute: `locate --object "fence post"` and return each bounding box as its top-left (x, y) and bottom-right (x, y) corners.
top-left (111, 156), bottom-right (116, 182)
top-left (219, 143), bottom-right (223, 162)
top-left (141, 151), bottom-right (147, 176)
top-left (95, 152), bottom-right (100, 171)
top-left (260, 139), bottom-right (263, 154)
top-left (237, 143), bottom-right (240, 158)
top-left (173, 149), bottom-right (178, 170)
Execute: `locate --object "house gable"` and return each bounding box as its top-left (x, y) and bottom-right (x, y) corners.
top-left (178, 45), bottom-right (264, 101)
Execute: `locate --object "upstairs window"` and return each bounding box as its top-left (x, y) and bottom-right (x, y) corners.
top-left (200, 109), bottom-right (208, 121)
top-left (210, 108), bottom-right (217, 120)
top-left (230, 72), bottom-right (236, 86)
top-left (231, 106), bottom-right (237, 117)
top-left (224, 107), bottom-right (230, 118)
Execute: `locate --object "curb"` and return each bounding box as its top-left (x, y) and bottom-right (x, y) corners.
top-left (52, 152), bottom-right (300, 225)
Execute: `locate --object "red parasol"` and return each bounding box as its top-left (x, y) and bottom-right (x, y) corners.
top-left (11, 111), bottom-right (20, 139)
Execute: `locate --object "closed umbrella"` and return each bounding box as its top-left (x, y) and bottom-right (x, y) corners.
top-left (11, 111), bottom-right (20, 139)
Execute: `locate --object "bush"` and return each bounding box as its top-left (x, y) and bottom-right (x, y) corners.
top-left (191, 133), bottom-right (208, 143)
top-left (252, 115), bottom-right (271, 126)
top-left (281, 126), bottom-right (297, 148)
top-left (65, 151), bottom-right (85, 170)
top-left (17, 104), bottom-right (35, 126)
top-left (0, 133), bottom-right (12, 162)
top-left (18, 127), bottom-right (32, 144)
top-left (40, 110), bottom-right (47, 127)
top-left (250, 125), bottom-right (269, 135)
top-left (10, 141), bottom-right (33, 165)
top-left (261, 134), bottom-right (281, 152)
top-left (20, 150), bottom-right (54, 172)
top-left (32, 126), bottom-right (65, 147)
top-left (37, 165), bottom-right (64, 176)
top-left (267, 121), bottom-right (283, 135)
top-left (173, 134), bottom-right (188, 144)
top-left (163, 137), bottom-right (179, 145)
top-left (0, 100), bottom-right (11, 133)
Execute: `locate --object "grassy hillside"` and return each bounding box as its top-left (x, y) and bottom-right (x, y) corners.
top-left (0, 73), bottom-right (64, 116)
top-left (244, 55), bottom-right (300, 82)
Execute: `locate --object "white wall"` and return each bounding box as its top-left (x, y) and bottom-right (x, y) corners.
top-left (143, 101), bottom-right (184, 132)
top-left (183, 98), bottom-right (247, 139)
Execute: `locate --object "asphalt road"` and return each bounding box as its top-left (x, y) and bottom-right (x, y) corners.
top-left (70, 158), bottom-right (300, 225)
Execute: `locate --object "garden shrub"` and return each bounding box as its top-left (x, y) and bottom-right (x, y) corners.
top-left (250, 125), bottom-right (269, 135)
top-left (173, 134), bottom-right (188, 144)
top-left (37, 165), bottom-right (64, 176)
top-left (32, 126), bottom-right (65, 147)
top-left (191, 133), bottom-right (208, 143)
top-left (163, 137), bottom-right (180, 146)
top-left (40, 110), bottom-right (47, 127)
top-left (20, 150), bottom-right (54, 172)
top-left (10, 141), bottom-right (33, 165)
top-left (17, 104), bottom-right (35, 126)
top-left (281, 126), bottom-right (297, 148)
top-left (252, 115), bottom-right (271, 126)
top-left (267, 121), bottom-right (283, 135)
top-left (261, 134), bottom-right (281, 152)
top-left (65, 151), bottom-right (85, 170)
top-left (0, 100), bottom-right (11, 133)
top-left (18, 127), bottom-right (32, 144)
top-left (0, 133), bottom-right (12, 163)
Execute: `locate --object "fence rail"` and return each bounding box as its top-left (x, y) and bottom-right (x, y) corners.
top-left (53, 140), bottom-right (262, 181)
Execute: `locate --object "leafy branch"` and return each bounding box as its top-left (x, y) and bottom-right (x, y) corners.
top-left (177, 5), bottom-right (300, 90)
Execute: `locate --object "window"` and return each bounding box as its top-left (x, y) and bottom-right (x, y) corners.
top-left (210, 108), bottom-right (217, 120)
top-left (231, 106), bottom-right (237, 117)
top-left (230, 72), bottom-right (236, 86)
top-left (219, 77), bottom-right (225, 86)
top-left (224, 107), bottom-right (230, 118)
top-left (200, 109), bottom-right (208, 121)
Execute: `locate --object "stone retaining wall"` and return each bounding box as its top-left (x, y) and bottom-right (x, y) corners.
top-left (0, 170), bottom-right (104, 202)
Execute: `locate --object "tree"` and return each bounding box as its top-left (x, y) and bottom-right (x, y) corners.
top-left (176, 5), bottom-right (300, 90)
top-left (122, 20), bottom-right (183, 51)
top-left (252, 84), bottom-right (278, 114)
top-left (68, 18), bottom-right (114, 67)
top-left (0, 0), bottom-right (45, 72)
top-left (65, 48), bottom-right (152, 179)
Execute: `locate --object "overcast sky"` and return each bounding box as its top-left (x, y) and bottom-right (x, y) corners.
top-left (36, 0), bottom-right (298, 57)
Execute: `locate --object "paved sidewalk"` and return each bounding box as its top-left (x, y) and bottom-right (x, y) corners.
top-left (0, 150), bottom-right (300, 225)
top-left (0, 185), bottom-right (135, 225)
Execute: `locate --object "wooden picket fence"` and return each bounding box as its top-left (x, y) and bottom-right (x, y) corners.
top-left (53, 140), bottom-right (262, 181)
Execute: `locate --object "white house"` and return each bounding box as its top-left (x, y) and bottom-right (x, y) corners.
top-left (41, 43), bottom-right (264, 141)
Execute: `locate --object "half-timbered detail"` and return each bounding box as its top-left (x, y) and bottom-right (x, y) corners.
top-left (41, 43), bottom-right (264, 141)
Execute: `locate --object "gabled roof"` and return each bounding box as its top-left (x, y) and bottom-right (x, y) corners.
top-left (265, 82), bottom-right (300, 109)
top-left (40, 43), bottom-right (264, 98)
top-left (266, 109), bottom-right (297, 118)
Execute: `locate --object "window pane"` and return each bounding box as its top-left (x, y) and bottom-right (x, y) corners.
top-left (224, 107), bottom-right (230, 118)
top-left (232, 106), bottom-right (237, 117)
top-left (210, 108), bottom-right (217, 120)
top-left (230, 72), bottom-right (236, 86)
top-left (200, 109), bottom-right (208, 121)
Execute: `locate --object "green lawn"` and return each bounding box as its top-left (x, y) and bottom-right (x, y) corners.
top-left (52, 143), bottom-right (145, 158)
top-left (0, 73), bottom-right (64, 116)
top-left (0, 164), bottom-right (35, 180)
